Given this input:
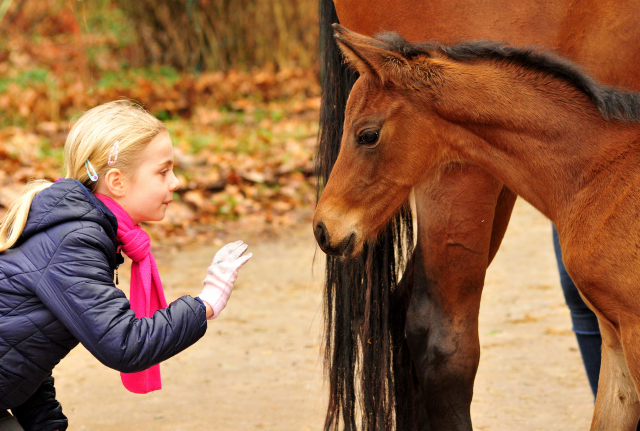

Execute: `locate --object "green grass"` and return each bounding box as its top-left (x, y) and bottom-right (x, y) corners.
top-left (94, 65), bottom-right (181, 89)
top-left (36, 139), bottom-right (64, 163)
top-left (0, 68), bottom-right (51, 92)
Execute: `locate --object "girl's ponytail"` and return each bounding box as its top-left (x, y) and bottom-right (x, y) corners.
top-left (0, 180), bottom-right (52, 252)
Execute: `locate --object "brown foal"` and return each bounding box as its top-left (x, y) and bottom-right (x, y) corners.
top-left (317, 2), bottom-right (640, 430)
top-left (315, 25), bottom-right (640, 431)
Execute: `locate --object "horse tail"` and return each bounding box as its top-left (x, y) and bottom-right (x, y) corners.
top-left (317, 1), bottom-right (418, 429)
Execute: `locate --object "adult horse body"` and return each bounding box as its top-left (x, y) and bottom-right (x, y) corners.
top-left (316, 1), bottom-right (640, 430)
top-left (315, 24), bottom-right (640, 430)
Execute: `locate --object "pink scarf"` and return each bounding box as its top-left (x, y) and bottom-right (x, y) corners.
top-left (96, 194), bottom-right (168, 394)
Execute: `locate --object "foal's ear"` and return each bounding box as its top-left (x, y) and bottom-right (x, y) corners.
top-left (333, 24), bottom-right (410, 84)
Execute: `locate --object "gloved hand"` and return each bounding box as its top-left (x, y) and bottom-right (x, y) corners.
top-left (198, 240), bottom-right (252, 319)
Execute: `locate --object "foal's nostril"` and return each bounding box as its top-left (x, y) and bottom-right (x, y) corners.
top-left (342, 232), bottom-right (356, 257)
top-left (314, 221), bottom-right (358, 257)
top-left (314, 221), bottom-right (330, 250)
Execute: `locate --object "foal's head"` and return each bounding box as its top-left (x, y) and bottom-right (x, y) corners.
top-left (314, 24), bottom-right (640, 258)
top-left (314, 24), bottom-right (457, 257)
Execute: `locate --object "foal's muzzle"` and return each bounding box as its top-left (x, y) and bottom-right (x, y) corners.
top-left (314, 220), bottom-right (356, 257)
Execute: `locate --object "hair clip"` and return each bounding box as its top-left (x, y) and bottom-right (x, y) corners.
top-left (85, 160), bottom-right (98, 182)
top-left (108, 140), bottom-right (119, 165)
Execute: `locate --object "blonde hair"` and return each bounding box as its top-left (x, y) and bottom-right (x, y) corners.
top-left (0, 100), bottom-right (167, 252)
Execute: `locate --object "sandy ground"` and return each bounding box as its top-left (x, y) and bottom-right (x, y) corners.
top-left (54, 198), bottom-right (596, 430)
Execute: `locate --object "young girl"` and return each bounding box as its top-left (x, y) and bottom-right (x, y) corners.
top-left (0, 100), bottom-right (252, 431)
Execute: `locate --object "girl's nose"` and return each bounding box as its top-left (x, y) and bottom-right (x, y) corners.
top-left (169, 171), bottom-right (180, 192)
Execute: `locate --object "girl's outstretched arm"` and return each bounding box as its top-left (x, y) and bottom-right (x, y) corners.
top-left (36, 226), bottom-right (207, 373)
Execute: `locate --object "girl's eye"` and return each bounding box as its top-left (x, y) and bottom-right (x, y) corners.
top-left (160, 170), bottom-right (169, 176)
top-left (358, 130), bottom-right (379, 146)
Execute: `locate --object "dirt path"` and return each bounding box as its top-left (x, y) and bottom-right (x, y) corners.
top-left (55, 199), bottom-right (595, 430)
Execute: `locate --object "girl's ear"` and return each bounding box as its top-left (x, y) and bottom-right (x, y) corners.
top-left (102, 168), bottom-right (126, 197)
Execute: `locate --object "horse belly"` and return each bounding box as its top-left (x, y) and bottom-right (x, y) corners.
top-left (334, 0), bottom-right (640, 89)
top-left (334, 0), bottom-right (566, 44)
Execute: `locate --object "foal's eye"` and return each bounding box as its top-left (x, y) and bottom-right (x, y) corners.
top-left (358, 130), bottom-right (380, 146)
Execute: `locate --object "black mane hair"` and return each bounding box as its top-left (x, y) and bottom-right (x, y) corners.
top-left (377, 32), bottom-right (640, 122)
top-left (318, 2), bottom-right (418, 431)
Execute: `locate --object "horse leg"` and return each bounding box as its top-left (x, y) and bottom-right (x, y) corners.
top-left (393, 252), bottom-right (433, 431)
top-left (590, 315), bottom-right (640, 430)
top-left (405, 164), bottom-right (516, 430)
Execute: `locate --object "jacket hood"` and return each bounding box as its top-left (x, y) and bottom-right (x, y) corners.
top-left (20, 179), bottom-right (118, 247)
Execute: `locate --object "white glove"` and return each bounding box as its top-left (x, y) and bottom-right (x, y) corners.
top-left (198, 240), bottom-right (252, 319)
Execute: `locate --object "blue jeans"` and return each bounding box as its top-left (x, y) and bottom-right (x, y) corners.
top-left (552, 225), bottom-right (602, 398)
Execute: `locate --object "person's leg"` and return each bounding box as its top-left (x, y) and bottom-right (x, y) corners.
top-left (552, 224), bottom-right (602, 398)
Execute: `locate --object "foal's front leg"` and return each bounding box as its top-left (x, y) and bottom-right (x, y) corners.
top-left (590, 315), bottom-right (640, 430)
top-left (560, 243), bottom-right (640, 430)
top-left (405, 165), bottom-right (516, 430)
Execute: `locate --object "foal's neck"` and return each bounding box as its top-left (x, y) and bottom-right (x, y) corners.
top-left (431, 61), bottom-right (639, 222)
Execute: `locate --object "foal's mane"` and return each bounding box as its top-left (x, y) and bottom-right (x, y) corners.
top-left (377, 32), bottom-right (640, 122)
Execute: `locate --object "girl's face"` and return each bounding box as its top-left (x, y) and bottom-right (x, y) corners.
top-left (119, 132), bottom-right (180, 225)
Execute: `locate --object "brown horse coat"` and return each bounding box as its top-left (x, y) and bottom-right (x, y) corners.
top-left (315, 24), bottom-right (640, 430)
top-left (316, 2), bottom-right (640, 430)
